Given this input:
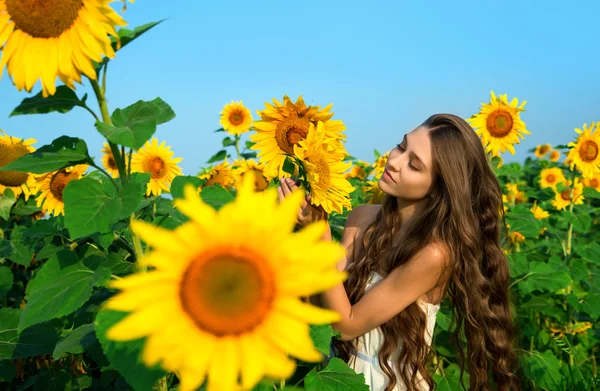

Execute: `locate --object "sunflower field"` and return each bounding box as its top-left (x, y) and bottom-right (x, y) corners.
top-left (0, 3), bottom-right (599, 391)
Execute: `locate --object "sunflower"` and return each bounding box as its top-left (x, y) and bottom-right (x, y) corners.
top-left (344, 162), bottom-right (367, 180)
top-left (363, 181), bottom-right (386, 204)
top-left (505, 183), bottom-right (526, 204)
top-left (539, 167), bottom-right (566, 190)
top-left (103, 174), bottom-right (346, 391)
top-left (501, 194), bottom-right (509, 213)
top-left (35, 165), bottom-right (88, 216)
top-left (131, 138), bottom-right (183, 197)
top-left (220, 101), bottom-right (253, 136)
top-left (0, 0), bottom-right (127, 97)
top-left (534, 144), bottom-right (551, 158)
top-left (566, 122), bottom-right (600, 179)
top-left (507, 231), bottom-right (525, 245)
top-left (101, 143), bottom-right (120, 178)
top-left (199, 160), bottom-right (236, 191)
top-left (233, 159), bottom-right (270, 192)
top-left (250, 95), bottom-right (346, 178)
top-left (583, 173), bottom-right (600, 191)
top-left (551, 179), bottom-right (584, 211)
top-left (467, 91), bottom-right (529, 156)
top-left (0, 131), bottom-right (38, 200)
top-left (371, 152), bottom-right (390, 178)
top-left (549, 150), bottom-right (560, 162)
top-left (293, 122), bottom-right (355, 214)
top-left (530, 203), bottom-right (549, 220)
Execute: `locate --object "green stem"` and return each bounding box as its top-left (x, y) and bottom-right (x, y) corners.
top-left (234, 135), bottom-right (241, 159)
top-left (130, 214), bottom-right (145, 272)
top-left (152, 377), bottom-right (168, 391)
top-left (127, 148), bottom-right (133, 180)
top-left (81, 104), bottom-right (100, 122)
top-left (90, 78), bottom-right (128, 183)
top-left (90, 163), bottom-right (119, 191)
top-left (565, 170), bottom-right (577, 261)
top-left (101, 61), bottom-right (108, 96)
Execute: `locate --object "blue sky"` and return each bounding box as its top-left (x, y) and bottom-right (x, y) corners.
top-left (1, 0), bottom-right (599, 175)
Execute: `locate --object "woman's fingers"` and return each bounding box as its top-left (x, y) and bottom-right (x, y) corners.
top-left (277, 186), bottom-right (284, 203)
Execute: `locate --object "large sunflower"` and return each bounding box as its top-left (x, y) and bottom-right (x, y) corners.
top-left (220, 101), bottom-right (253, 136)
top-left (103, 174), bottom-right (346, 391)
top-left (467, 91), bottom-right (529, 156)
top-left (0, 131), bottom-right (37, 200)
top-left (0, 0), bottom-right (127, 97)
top-left (539, 167), bottom-right (566, 190)
top-left (101, 143), bottom-right (120, 178)
top-left (293, 122), bottom-right (354, 214)
top-left (250, 95), bottom-right (346, 178)
top-left (131, 138), bottom-right (183, 196)
top-left (551, 179), bottom-right (584, 211)
top-left (566, 122), bottom-right (600, 179)
top-left (233, 159), bottom-right (270, 192)
top-left (199, 160), bottom-right (236, 191)
top-left (35, 165), bottom-right (88, 216)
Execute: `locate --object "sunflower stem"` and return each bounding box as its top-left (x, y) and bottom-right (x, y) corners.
top-left (234, 135), bottom-right (241, 159)
top-left (127, 148), bottom-right (133, 180)
top-left (565, 169), bottom-right (576, 262)
top-left (101, 61), bottom-right (108, 96)
top-left (153, 376), bottom-right (168, 391)
top-left (130, 214), bottom-right (146, 272)
top-left (89, 78), bottom-right (128, 184)
top-left (90, 163), bottom-right (119, 191)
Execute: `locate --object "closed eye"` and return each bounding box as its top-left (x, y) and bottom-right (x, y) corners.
top-left (396, 143), bottom-right (419, 171)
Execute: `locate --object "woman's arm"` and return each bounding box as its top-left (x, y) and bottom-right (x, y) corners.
top-left (320, 206), bottom-right (447, 341)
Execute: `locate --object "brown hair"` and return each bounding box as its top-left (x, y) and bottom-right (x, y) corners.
top-left (332, 114), bottom-right (519, 390)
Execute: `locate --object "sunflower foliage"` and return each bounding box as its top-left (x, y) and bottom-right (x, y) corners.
top-left (0, 4), bottom-right (597, 390)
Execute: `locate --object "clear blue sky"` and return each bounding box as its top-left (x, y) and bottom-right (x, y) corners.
top-left (1, 0), bottom-right (599, 175)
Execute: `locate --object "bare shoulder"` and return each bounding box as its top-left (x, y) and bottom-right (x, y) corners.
top-left (345, 204), bottom-right (380, 229)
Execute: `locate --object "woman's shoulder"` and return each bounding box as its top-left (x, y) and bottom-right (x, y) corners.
top-left (346, 204), bottom-right (381, 229)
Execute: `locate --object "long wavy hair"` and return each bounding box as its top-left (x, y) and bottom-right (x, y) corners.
top-left (332, 114), bottom-right (519, 390)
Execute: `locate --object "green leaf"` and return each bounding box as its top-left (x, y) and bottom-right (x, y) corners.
top-left (207, 150), bottom-right (227, 163)
top-left (8, 225), bottom-right (35, 266)
top-left (112, 20), bottom-right (165, 52)
top-left (582, 187), bottom-right (600, 199)
top-left (304, 358), bottom-right (369, 391)
top-left (170, 176), bottom-right (204, 199)
top-left (150, 97), bottom-right (176, 125)
top-left (0, 308), bottom-right (61, 359)
top-left (11, 197), bottom-right (42, 215)
top-left (200, 185), bottom-right (234, 210)
top-left (519, 262), bottom-right (571, 295)
top-left (508, 252), bottom-right (529, 277)
top-left (241, 152), bottom-right (257, 159)
top-left (282, 156), bottom-right (296, 176)
top-left (521, 294), bottom-right (564, 319)
top-left (433, 365), bottom-right (462, 391)
top-left (494, 163), bottom-right (523, 179)
top-left (95, 310), bottom-right (167, 391)
top-left (10, 86), bottom-right (86, 117)
top-left (0, 188), bottom-right (16, 219)
top-left (23, 218), bottom-right (62, 239)
top-left (214, 127), bottom-right (225, 133)
top-left (96, 102), bottom-right (160, 150)
top-left (562, 211), bottom-right (592, 233)
top-left (222, 137), bottom-right (236, 147)
top-left (53, 324), bottom-right (97, 359)
top-left (310, 324), bottom-right (336, 355)
top-left (373, 149), bottom-right (380, 158)
top-left (0, 266), bottom-right (13, 297)
top-left (18, 250), bottom-right (111, 331)
top-left (63, 176), bottom-right (145, 239)
top-left (505, 213), bottom-right (542, 238)
top-left (579, 293), bottom-right (600, 319)
top-left (578, 242), bottom-right (600, 264)
top-left (436, 309), bottom-right (452, 331)
top-left (0, 136), bottom-right (92, 174)
top-left (245, 141), bottom-right (256, 149)
top-left (522, 350), bottom-right (563, 390)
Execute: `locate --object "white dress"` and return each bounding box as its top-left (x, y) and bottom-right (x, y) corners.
top-left (345, 272), bottom-right (440, 391)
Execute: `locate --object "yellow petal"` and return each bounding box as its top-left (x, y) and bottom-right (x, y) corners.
top-left (274, 297), bottom-right (341, 324)
top-left (261, 312), bottom-right (323, 362)
top-left (207, 338), bottom-right (240, 391)
top-left (105, 300), bottom-right (177, 340)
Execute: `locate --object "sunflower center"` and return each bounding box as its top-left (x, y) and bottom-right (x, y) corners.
top-left (205, 169), bottom-right (231, 188)
top-left (49, 170), bottom-right (78, 202)
top-left (578, 140), bottom-right (599, 162)
top-left (546, 174), bottom-right (556, 184)
top-left (148, 157), bottom-right (166, 179)
top-left (5, 0), bottom-right (84, 39)
top-left (589, 178), bottom-right (599, 188)
top-left (179, 251), bottom-right (275, 336)
top-left (486, 109), bottom-right (514, 137)
top-left (539, 145), bottom-right (550, 155)
top-left (560, 189), bottom-right (572, 202)
top-left (242, 170), bottom-right (269, 191)
top-left (0, 143), bottom-right (30, 187)
top-left (229, 111), bottom-right (245, 126)
top-left (307, 153), bottom-right (331, 190)
top-left (107, 156), bottom-right (117, 170)
top-left (275, 118), bottom-right (310, 154)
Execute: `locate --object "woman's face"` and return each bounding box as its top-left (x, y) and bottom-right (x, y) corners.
top-left (378, 126), bottom-right (435, 201)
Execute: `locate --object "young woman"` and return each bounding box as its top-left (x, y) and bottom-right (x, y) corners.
top-left (278, 114), bottom-right (519, 391)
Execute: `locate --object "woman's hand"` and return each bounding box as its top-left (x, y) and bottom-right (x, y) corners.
top-left (277, 177), bottom-right (328, 228)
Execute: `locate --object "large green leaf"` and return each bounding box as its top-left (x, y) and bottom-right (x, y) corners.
top-left (0, 188), bottom-right (16, 220)
top-left (578, 242), bottom-right (600, 264)
top-left (207, 150), bottom-right (227, 163)
top-left (53, 324), bottom-right (97, 359)
top-left (96, 98), bottom-right (174, 150)
top-left (0, 308), bottom-right (60, 359)
top-left (63, 176), bottom-right (145, 239)
top-left (95, 310), bottom-right (167, 391)
top-left (304, 358), bottom-right (369, 391)
top-left (0, 265), bottom-right (13, 297)
top-left (433, 368), bottom-right (462, 391)
top-left (505, 213), bottom-right (542, 238)
top-left (18, 250), bottom-right (111, 331)
top-left (112, 20), bottom-right (164, 52)
top-left (10, 86), bottom-right (87, 117)
top-left (7, 225), bottom-right (36, 267)
top-left (0, 136), bottom-right (92, 174)
top-left (200, 185), bottom-right (234, 210)
top-left (522, 350), bottom-right (563, 390)
top-left (310, 324), bottom-right (336, 356)
top-left (519, 262), bottom-right (571, 295)
top-left (508, 252), bottom-right (529, 277)
top-left (170, 176), bottom-right (205, 200)
top-left (579, 293), bottom-right (600, 319)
